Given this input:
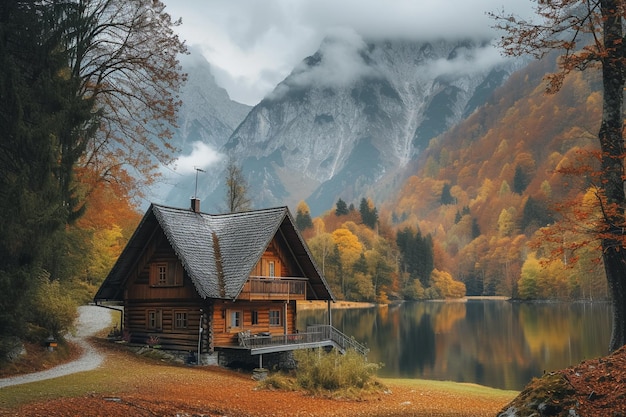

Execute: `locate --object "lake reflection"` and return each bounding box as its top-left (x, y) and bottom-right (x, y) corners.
top-left (297, 299), bottom-right (612, 390)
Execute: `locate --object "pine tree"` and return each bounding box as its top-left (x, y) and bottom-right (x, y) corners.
top-left (335, 198), bottom-right (349, 216)
top-left (512, 165), bottom-right (530, 194)
top-left (440, 183), bottom-right (454, 205)
top-left (359, 198), bottom-right (378, 229)
top-left (295, 201), bottom-right (313, 231)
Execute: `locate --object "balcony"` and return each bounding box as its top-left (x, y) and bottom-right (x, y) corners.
top-left (238, 276), bottom-right (307, 301)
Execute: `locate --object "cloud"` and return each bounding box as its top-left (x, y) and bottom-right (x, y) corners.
top-left (427, 42), bottom-right (509, 78)
top-left (268, 28), bottom-right (375, 100)
top-left (167, 141), bottom-right (223, 175)
top-left (164, 0), bottom-right (536, 105)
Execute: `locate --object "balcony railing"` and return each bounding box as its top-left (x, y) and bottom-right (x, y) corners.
top-left (237, 325), bottom-right (369, 356)
top-left (239, 276), bottom-right (307, 301)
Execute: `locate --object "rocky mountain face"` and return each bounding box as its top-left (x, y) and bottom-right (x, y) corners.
top-left (176, 51), bottom-right (251, 152)
top-left (165, 38), bottom-right (520, 215)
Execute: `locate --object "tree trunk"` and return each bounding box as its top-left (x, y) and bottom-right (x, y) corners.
top-left (599, 0), bottom-right (626, 352)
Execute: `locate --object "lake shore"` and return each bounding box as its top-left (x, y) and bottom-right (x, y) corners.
top-left (297, 296), bottom-right (511, 310)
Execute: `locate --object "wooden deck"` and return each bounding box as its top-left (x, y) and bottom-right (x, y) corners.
top-left (231, 325), bottom-right (369, 356)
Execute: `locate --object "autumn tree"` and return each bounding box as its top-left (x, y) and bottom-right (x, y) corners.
top-left (492, 0), bottom-right (626, 350)
top-left (224, 158), bottom-right (251, 213)
top-left (67, 0), bottom-right (187, 199)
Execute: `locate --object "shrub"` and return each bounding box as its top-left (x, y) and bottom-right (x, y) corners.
top-left (293, 348), bottom-right (382, 396)
top-left (30, 272), bottom-right (78, 339)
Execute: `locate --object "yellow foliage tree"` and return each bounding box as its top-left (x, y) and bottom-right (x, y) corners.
top-left (332, 228), bottom-right (363, 268)
top-left (431, 269), bottom-right (466, 299)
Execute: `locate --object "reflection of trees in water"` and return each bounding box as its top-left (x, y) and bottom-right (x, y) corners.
top-left (297, 301), bottom-right (612, 390)
top-left (518, 302), bottom-right (612, 369)
top-left (398, 313), bottom-right (436, 375)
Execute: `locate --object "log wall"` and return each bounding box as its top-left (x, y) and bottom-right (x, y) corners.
top-left (211, 300), bottom-right (297, 347)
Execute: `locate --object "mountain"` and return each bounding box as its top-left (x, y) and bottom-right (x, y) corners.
top-left (175, 50), bottom-right (251, 152)
top-left (206, 36), bottom-right (520, 216)
top-left (155, 50), bottom-right (251, 208)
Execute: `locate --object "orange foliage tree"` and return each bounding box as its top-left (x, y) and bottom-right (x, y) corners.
top-left (492, 0), bottom-right (626, 351)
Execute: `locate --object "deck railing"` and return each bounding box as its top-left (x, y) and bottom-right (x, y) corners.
top-left (239, 277), bottom-right (307, 300)
top-left (237, 325), bottom-right (369, 356)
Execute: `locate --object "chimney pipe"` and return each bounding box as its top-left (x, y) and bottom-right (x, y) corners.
top-left (190, 197), bottom-right (200, 213)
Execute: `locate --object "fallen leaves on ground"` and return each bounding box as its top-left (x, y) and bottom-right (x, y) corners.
top-left (498, 345), bottom-right (626, 416)
top-left (0, 339), bottom-right (514, 417)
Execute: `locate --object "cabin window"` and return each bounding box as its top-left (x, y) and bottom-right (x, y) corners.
top-left (147, 309), bottom-right (162, 330)
top-left (150, 261), bottom-right (183, 287)
top-left (228, 310), bottom-right (242, 331)
top-left (251, 310), bottom-right (259, 325)
top-left (157, 264), bottom-right (167, 285)
top-left (174, 311), bottom-right (188, 329)
top-left (261, 258), bottom-right (280, 278)
top-left (269, 309), bottom-right (281, 326)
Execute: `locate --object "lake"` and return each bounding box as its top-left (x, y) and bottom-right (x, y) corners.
top-left (296, 299), bottom-right (612, 390)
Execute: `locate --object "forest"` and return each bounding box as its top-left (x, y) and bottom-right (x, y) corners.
top-left (0, 0), bottom-right (185, 359)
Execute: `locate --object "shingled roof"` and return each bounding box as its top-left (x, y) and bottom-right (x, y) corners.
top-left (94, 204), bottom-right (335, 302)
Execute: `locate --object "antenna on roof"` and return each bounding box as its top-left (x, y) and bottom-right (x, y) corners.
top-left (191, 167), bottom-right (206, 213)
top-left (193, 166), bottom-right (206, 198)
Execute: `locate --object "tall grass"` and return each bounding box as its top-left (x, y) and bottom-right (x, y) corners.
top-left (262, 348), bottom-right (383, 398)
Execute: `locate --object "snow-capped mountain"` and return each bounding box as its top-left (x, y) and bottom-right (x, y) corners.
top-left (165, 37), bottom-right (519, 215)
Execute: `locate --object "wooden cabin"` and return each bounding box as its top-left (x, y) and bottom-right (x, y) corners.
top-left (94, 200), bottom-right (366, 365)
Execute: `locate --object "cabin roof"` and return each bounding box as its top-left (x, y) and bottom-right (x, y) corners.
top-left (94, 204), bottom-right (335, 302)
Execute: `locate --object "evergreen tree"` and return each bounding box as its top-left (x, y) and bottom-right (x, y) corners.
top-left (295, 201), bottom-right (313, 231)
top-left (440, 183), bottom-right (454, 205)
top-left (0, 0), bottom-right (94, 350)
top-left (471, 218), bottom-right (481, 239)
top-left (335, 198), bottom-right (349, 216)
top-left (359, 198), bottom-right (378, 229)
top-left (521, 196), bottom-right (552, 234)
top-left (396, 227), bottom-right (434, 287)
top-left (512, 165), bottom-right (530, 194)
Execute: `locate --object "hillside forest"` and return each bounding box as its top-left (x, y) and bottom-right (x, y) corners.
top-left (295, 55), bottom-right (609, 303)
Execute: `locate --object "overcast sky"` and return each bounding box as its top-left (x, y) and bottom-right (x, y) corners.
top-left (163, 1), bottom-right (535, 106)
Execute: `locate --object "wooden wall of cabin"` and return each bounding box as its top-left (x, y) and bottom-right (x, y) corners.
top-left (211, 300), bottom-right (297, 347)
top-left (124, 227), bottom-right (209, 352)
top-left (250, 238), bottom-right (301, 278)
top-left (125, 300), bottom-right (209, 351)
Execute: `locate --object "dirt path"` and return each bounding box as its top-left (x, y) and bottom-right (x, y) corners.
top-left (0, 305), bottom-right (112, 388)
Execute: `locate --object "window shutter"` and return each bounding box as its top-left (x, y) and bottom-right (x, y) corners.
top-left (168, 262), bottom-right (183, 286)
top-left (175, 262), bottom-right (183, 285)
top-left (150, 263), bottom-right (157, 285)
